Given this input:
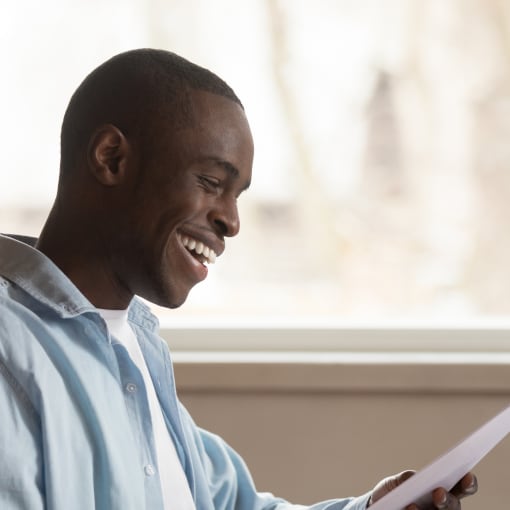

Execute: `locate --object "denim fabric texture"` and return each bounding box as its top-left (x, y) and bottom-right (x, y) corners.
top-left (0, 234), bottom-right (370, 510)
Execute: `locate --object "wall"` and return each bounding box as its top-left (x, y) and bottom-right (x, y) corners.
top-left (174, 353), bottom-right (510, 508)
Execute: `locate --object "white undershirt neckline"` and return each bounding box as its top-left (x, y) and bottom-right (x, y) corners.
top-left (97, 308), bottom-right (195, 510)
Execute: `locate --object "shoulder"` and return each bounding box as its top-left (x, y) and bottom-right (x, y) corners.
top-left (0, 288), bottom-right (35, 341)
top-left (0, 289), bottom-right (64, 398)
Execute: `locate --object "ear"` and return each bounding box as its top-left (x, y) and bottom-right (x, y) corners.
top-left (87, 124), bottom-right (131, 186)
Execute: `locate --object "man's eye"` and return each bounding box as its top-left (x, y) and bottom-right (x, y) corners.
top-left (198, 175), bottom-right (221, 190)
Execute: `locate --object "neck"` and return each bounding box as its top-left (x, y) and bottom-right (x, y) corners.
top-left (37, 204), bottom-right (134, 309)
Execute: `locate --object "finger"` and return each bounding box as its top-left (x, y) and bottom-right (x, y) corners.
top-left (396, 470), bottom-right (416, 486)
top-left (370, 470), bottom-right (416, 505)
top-left (432, 488), bottom-right (460, 510)
top-left (450, 473), bottom-right (478, 499)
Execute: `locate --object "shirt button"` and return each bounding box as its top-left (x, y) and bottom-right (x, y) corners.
top-left (126, 383), bottom-right (137, 393)
top-left (144, 464), bottom-right (155, 477)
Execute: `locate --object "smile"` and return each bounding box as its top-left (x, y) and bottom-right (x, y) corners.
top-left (178, 233), bottom-right (217, 265)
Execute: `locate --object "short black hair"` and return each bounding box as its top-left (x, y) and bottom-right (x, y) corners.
top-left (60, 48), bottom-right (243, 175)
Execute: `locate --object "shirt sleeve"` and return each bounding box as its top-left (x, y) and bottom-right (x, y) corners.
top-left (178, 403), bottom-right (372, 510)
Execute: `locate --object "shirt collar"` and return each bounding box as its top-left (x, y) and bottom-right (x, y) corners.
top-left (0, 234), bottom-right (159, 332)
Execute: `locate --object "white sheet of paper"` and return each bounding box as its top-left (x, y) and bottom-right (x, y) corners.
top-left (368, 404), bottom-right (510, 510)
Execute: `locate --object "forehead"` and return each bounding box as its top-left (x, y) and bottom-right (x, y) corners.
top-left (188, 90), bottom-right (253, 152)
top-left (154, 90), bottom-right (254, 179)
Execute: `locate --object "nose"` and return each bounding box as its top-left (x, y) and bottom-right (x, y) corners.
top-left (209, 196), bottom-right (240, 237)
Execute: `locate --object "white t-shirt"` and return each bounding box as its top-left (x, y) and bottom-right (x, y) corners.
top-left (97, 308), bottom-right (195, 510)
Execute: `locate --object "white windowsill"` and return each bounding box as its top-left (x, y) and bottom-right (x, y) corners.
top-left (159, 320), bottom-right (510, 352)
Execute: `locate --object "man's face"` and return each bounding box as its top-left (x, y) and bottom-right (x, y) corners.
top-left (120, 91), bottom-right (254, 308)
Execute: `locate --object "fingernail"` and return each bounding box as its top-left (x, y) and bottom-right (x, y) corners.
top-left (460, 475), bottom-right (478, 497)
top-left (465, 482), bottom-right (477, 495)
top-left (436, 491), bottom-right (448, 509)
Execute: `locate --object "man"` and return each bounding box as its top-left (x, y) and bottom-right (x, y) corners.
top-left (0, 49), bottom-right (476, 509)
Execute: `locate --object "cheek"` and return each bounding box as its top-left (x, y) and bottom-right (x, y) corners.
top-left (129, 191), bottom-right (206, 260)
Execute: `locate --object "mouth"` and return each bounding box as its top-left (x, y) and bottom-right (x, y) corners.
top-left (177, 233), bottom-right (217, 265)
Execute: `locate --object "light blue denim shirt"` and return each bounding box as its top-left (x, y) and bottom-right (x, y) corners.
top-left (0, 234), bottom-right (371, 510)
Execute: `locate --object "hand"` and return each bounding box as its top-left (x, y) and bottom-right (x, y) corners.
top-left (367, 470), bottom-right (478, 509)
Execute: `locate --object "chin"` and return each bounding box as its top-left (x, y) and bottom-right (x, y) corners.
top-left (149, 285), bottom-right (192, 310)
top-left (163, 299), bottom-right (187, 309)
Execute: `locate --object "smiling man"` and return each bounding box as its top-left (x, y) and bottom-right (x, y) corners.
top-left (0, 49), bottom-right (476, 509)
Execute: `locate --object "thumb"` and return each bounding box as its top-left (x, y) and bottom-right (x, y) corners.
top-left (370, 470), bottom-right (415, 506)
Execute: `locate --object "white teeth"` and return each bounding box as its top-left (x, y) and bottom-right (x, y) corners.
top-left (179, 234), bottom-right (217, 264)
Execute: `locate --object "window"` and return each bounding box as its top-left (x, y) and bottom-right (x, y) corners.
top-left (3, 1), bottom-right (510, 329)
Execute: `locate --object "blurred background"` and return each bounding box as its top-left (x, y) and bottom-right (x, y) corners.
top-left (2, 3), bottom-right (510, 507)
top-left (2, 0), bottom-right (510, 322)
